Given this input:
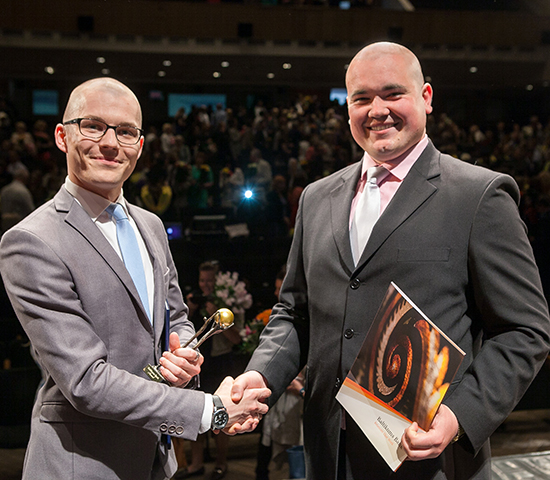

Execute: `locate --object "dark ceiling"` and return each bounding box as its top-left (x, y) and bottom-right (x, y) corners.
top-left (0, 0), bottom-right (547, 95)
top-left (0, 40), bottom-right (548, 93)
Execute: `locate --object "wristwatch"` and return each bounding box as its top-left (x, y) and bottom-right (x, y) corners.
top-left (211, 395), bottom-right (229, 430)
top-left (451, 423), bottom-right (465, 444)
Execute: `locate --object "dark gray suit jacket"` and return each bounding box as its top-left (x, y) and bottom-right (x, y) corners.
top-left (247, 141), bottom-right (550, 480)
top-left (0, 186), bottom-right (205, 480)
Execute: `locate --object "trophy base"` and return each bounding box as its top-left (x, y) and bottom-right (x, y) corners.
top-left (143, 364), bottom-right (168, 384)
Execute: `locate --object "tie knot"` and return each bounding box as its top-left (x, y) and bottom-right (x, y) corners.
top-left (366, 165), bottom-right (387, 185)
top-left (106, 203), bottom-right (128, 222)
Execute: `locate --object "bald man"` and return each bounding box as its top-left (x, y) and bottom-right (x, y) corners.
top-left (0, 78), bottom-right (269, 480)
top-left (230, 42), bottom-right (550, 479)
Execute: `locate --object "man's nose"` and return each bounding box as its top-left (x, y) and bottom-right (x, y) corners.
top-left (99, 127), bottom-right (119, 147)
top-left (369, 96), bottom-right (389, 117)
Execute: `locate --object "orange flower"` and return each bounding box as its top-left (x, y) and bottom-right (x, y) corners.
top-left (256, 309), bottom-right (272, 326)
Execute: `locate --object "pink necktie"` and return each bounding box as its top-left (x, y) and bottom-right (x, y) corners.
top-left (350, 166), bottom-right (388, 264)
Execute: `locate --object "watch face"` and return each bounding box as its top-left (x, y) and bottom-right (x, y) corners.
top-left (213, 410), bottom-right (229, 429)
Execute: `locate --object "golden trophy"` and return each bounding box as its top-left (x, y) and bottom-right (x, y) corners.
top-left (144, 308), bottom-right (234, 383)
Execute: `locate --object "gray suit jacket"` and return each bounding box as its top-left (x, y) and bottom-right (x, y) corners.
top-left (247, 141), bottom-right (550, 480)
top-left (0, 186), bottom-right (205, 480)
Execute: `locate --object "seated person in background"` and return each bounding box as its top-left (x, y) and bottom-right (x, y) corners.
top-left (0, 164), bottom-right (34, 233)
top-left (140, 162), bottom-right (173, 219)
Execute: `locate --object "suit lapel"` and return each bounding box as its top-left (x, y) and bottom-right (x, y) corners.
top-left (330, 162), bottom-right (363, 275)
top-left (356, 142), bottom-right (441, 269)
top-left (128, 205), bottom-right (167, 341)
top-left (56, 188), bottom-right (154, 332)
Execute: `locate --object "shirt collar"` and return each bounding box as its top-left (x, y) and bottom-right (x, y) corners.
top-left (64, 177), bottom-right (127, 221)
top-left (361, 135), bottom-right (429, 181)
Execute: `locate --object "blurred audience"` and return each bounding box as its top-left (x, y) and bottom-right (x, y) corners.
top-left (0, 164), bottom-right (34, 234)
top-left (140, 163), bottom-right (173, 218)
top-left (2, 96), bottom-right (550, 294)
top-left (188, 151), bottom-right (214, 210)
top-left (265, 174), bottom-right (290, 238)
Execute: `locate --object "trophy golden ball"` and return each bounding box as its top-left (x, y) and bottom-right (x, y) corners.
top-left (217, 308), bottom-right (234, 327)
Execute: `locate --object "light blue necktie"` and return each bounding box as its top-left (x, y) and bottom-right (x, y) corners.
top-left (106, 203), bottom-right (151, 322)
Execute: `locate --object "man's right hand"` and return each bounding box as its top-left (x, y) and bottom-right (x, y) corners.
top-left (231, 370), bottom-right (269, 402)
top-left (214, 374), bottom-right (270, 435)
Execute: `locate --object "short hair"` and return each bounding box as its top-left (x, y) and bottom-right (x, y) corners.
top-left (199, 261), bottom-right (219, 273)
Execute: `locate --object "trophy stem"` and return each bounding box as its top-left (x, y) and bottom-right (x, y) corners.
top-left (182, 311), bottom-right (217, 348)
top-left (144, 308), bottom-right (234, 383)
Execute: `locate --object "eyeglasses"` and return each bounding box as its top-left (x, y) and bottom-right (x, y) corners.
top-left (63, 118), bottom-right (144, 146)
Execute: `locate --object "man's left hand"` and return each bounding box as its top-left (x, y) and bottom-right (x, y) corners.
top-left (400, 404), bottom-right (459, 460)
top-left (158, 332), bottom-right (203, 387)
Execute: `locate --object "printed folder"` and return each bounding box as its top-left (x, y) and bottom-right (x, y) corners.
top-left (336, 282), bottom-right (465, 471)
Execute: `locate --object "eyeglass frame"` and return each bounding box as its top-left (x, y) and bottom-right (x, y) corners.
top-left (63, 118), bottom-right (144, 145)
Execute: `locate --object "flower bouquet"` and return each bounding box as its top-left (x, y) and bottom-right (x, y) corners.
top-left (238, 308), bottom-right (271, 356)
top-left (211, 271), bottom-right (253, 314)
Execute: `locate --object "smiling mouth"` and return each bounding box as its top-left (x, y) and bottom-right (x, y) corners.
top-left (95, 157), bottom-right (121, 164)
top-left (369, 124), bottom-right (396, 132)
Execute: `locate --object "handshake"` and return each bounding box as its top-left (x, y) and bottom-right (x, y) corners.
top-left (157, 333), bottom-right (271, 434)
top-left (213, 371), bottom-right (271, 435)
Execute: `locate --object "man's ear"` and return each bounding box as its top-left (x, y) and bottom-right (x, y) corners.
top-left (423, 83), bottom-right (434, 115)
top-left (54, 124), bottom-right (68, 153)
top-left (137, 135), bottom-right (144, 159)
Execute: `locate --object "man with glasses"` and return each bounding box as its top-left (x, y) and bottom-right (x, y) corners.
top-left (0, 77), bottom-right (269, 480)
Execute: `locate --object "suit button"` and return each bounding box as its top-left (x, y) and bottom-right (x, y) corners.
top-left (350, 278), bottom-right (361, 290)
top-left (344, 328), bottom-right (355, 339)
top-left (335, 377), bottom-right (341, 389)
top-left (176, 426), bottom-right (184, 435)
top-left (160, 423), bottom-right (168, 433)
top-left (168, 425), bottom-right (176, 434)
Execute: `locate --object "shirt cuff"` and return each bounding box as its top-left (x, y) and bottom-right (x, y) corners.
top-left (199, 393), bottom-right (213, 434)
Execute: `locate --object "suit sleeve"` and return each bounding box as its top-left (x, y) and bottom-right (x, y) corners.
top-left (247, 185), bottom-right (310, 404)
top-left (0, 225), bottom-right (205, 440)
top-left (444, 174), bottom-right (550, 453)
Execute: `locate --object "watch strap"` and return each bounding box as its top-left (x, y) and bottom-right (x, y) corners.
top-left (212, 395), bottom-right (225, 410)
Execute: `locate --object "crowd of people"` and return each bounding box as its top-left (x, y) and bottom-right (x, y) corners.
top-left (2, 94), bottom-right (550, 247)
top-left (2, 94), bottom-right (550, 307)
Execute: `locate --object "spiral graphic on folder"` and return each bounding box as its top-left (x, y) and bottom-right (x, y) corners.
top-left (350, 283), bottom-right (464, 430)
